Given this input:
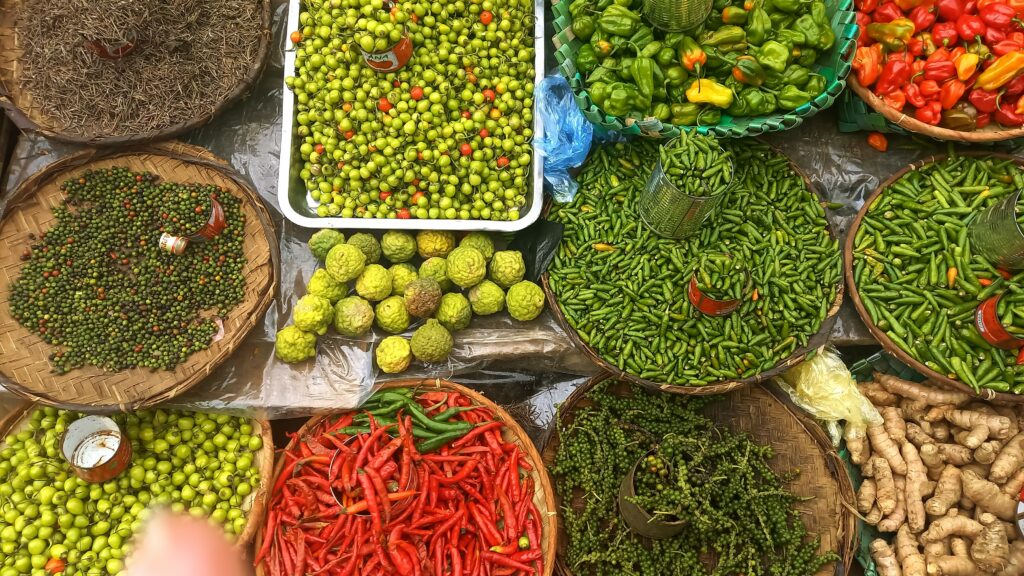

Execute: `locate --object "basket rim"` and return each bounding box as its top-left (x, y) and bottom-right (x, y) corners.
top-left (0, 142), bottom-right (280, 410)
top-left (541, 139), bottom-right (844, 395)
top-left (252, 378), bottom-right (559, 576)
top-left (849, 78), bottom-right (1024, 143)
top-left (539, 372), bottom-right (859, 576)
top-left (843, 150), bottom-right (1024, 405)
top-left (0, 0), bottom-right (272, 146)
top-left (551, 0), bottom-right (858, 137)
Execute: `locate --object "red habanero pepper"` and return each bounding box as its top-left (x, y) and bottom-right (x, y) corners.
top-left (980, 2), bottom-right (1017, 28)
top-left (928, 46), bottom-right (952, 62)
top-left (968, 87), bottom-right (1001, 111)
top-left (956, 14), bottom-right (986, 43)
top-left (924, 59), bottom-right (958, 80)
top-left (1006, 73), bottom-right (1024, 95)
top-left (857, 0), bottom-right (880, 11)
top-left (867, 132), bottom-right (890, 151)
top-left (905, 82), bottom-right (929, 106)
top-left (874, 2), bottom-right (906, 22)
top-left (910, 4), bottom-right (937, 31)
top-left (995, 97), bottom-right (1024, 125)
top-left (940, 78), bottom-right (968, 107)
top-left (993, 39), bottom-right (1024, 55)
top-left (965, 0), bottom-right (978, 14)
top-left (907, 36), bottom-right (926, 55)
top-left (882, 89), bottom-right (909, 109)
top-left (977, 111), bottom-right (993, 126)
top-left (932, 21), bottom-right (961, 46)
top-left (916, 99), bottom-right (944, 122)
top-left (920, 78), bottom-right (942, 96)
top-left (857, 12), bottom-right (873, 45)
top-left (877, 59), bottom-right (913, 93)
top-left (985, 25), bottom-right (1008, 45)
top-left (937, 0), bottom-right (964, 21)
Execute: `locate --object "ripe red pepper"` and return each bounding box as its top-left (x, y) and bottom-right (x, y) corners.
top-left (910, 4), bottom-right (938, 30)
top-left (992, 39), bottom-right (1024, 55)
top-left (932, 21), bottom-right (961, 46)
top-left (956, 14), bottom-right (987, 42)
top-left (924, 59), bottom-right (958, 80)
top-left (905, 82), bottom-right (928, 106)
top-left (940, 78), bottom-right (968, 107)
top-left (965, 0), bottom-right (978, 14)
top-left (1005, 73), bottom-right (1024, 95)
top-left (858, 0), bottom-right (880, 12)
top-left (867, 132), bottom-right (890, 151)
top-left (995, 99), bottom-right (1024, 124)
top-left (985, 26), bottom-right (1008, 45)
top-left (980, 2), bottom-right (1017, 28)
top-left (874, 2), bottom-right (907, 22)
top-left (977, 111), bottom-right (993, 127)
top-left (857, 12), bottom-right (874, 45)
top-left (882, 89), bottom-right (909, 110)
top-left (937, 0), bottom-right (964, 21)
top-left (854, 44), bottom-right (885, 85)
top-left (920, 78), bottom-right (942, 96)
top-left (915, 99), bottom-right (943, 123)
top-left (907, 36), bottom-right (926, 55)
top-left (968, 87), bottom-right (1000, 111)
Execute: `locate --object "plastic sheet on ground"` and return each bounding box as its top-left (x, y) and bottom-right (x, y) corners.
top-left (3, 0), bottom-right (1019, 419)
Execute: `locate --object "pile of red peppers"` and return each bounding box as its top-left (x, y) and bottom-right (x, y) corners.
top-left (854, 0), bottom-right (1024, 129)
top-left (255, 387), bottom-right (545, 576)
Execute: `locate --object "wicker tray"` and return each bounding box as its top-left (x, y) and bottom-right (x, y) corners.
top-left (550, 0), bottom-right (858, 138)
top-left (0, 404), bottom-right (274, 549)
top-left (844, 151), bottom-right (1024, 404)
top-left (0, 0), bottom-right (271, 145)
top-left (0, 142), bottom-right (278, 410)
top-left (849, 78), bottom-right (1024, 143)
top-left (541, 374), bottom-right (858, 576)
top-left (254, 378), bottom-right (559, 576)
top-left (541, 143), bottom-right (844, 396)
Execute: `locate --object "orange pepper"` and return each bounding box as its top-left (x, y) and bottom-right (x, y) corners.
top-left (1016, 95), bottom-right (1024, 114)
top-left (977, 51), bottom-right (1024, 90)
top-left (867, 132), bottom-right (889, 152)
top-left (853, 45), bottom-right (884, 86)
top-left (954, 53), bottom-right (979, 81)
top-left (947, 267), bottom-right (958, 288)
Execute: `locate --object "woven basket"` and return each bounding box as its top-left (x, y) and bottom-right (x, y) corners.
top-left (551, 0), bottom-right (858, 138)
top-left (253, 379), bottom-right (559, 576)
top-left (0, 404), bottom-right (275, 549)
top-left (848, 78), bottom-right (1024, 143)
top-left (0, 0), bottom-right (271, 145)
top-left (541, 142), bottom-right (844, 396)
top-left (844, 151), bottom-right (1024, 405)
top-left (0, 142), bottom-right (279, 410)
top-left (541, 374), bottom-right (858, 576)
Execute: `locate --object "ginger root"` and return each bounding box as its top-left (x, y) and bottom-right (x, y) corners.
top-left (997, 541), bottom-right (1024, 576)
top-left (932, 421), bottom-right (951, 443)
top-left (897, 524), bottom-right (926, 576)
top-left (937, 444), bottom-right (974, 466)
top-left (875, 457), bottom-right (898, 515)
top-left (1002, 469), bottom-right (1024, 498)
top-left (904, 442), bottom-right (928, 533)
top-left (922, 515), bottom-right (984, 542)
top-left (908, 423), bottom-right (936, 448)
top-left (879, 475), bottom-right (908, 533)
top-left (884, 406), bottom-right (908, 443)
top-left (873, 538), bottom-right (903, 576)
top-left (866, 504), bottom-right (883, 525)
top-left (962, 469), bottom-right (1017, 521)
top-left (973, 512), bottom-right (1011, 573)
top-left (870, 423), bottom-right (909, 475)
top-left (977, 440), bottom-right (1004, 465)
top-left (920, 443), bottom-right (945, 481)
top-left (925, 465), bottom-right (962, 517)
top-left (991, 432), bottom-right (1024, 484)
top-left (846, 424), bottom-right (871, 466)
top-left (926, 555), bottom-right (979, 576)
top-left (858, 478), bottom-right (877, 514)
top-left (876, 373), bottom-right (971, 406)
top-left (861, 381), bottom-right (900, 406)
top-left (924, 539), bottom-right (951, 559)
top-left (947, 409), bottom-right (1014, 442)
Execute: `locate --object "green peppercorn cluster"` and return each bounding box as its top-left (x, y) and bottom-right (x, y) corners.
top-left (551, 381), bottom-right (838, 576)
top-left (8, 167), bottom-right (247, 374)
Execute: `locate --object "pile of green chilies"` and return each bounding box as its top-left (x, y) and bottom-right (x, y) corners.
top-left (695, 252), bottom-right (745, 301)
top-left (547, 140), bottom-right (841, 387)
top-left (853, 152), bottom-right (1024, 393)
top-left (658, 132), bottom-right (733, 197)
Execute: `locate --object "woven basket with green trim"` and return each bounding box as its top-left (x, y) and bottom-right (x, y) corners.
top-left (551, 0), bottom-right (858, 138)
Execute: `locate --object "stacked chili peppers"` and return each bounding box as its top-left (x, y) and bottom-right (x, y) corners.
top-left (854, 0), bottom-right (1024, 129)
top-left (257, 387), bottom-right (545, 576)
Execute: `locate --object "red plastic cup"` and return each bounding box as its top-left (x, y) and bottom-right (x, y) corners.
top-left (975, 294), bottom-right (1024, 351)
top-left (360, 34), bottom-right (413, 73)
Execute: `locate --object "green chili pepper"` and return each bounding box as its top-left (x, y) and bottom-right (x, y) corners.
top-left (631, 57), bottom-right (656, 100)
top-left (597, 5), bottom-right (641, 36)
top-left (769, 0), bottom-right (806, 14)
top-left (655, 46), bottom-right (677, 67)
top-left (745, 7), bottom-right (772, 45)
top-left (618, 56), bottom-right (635, 80)
top-left (804, 72), bottom-right (826, 96)
top-left (777, 84), bottom-right (812, 109)
top-left (701, 25), bottom-right (746, 47)
top-left (573, 15), bottom-right (597, 41)
top-left (732, 55), bottom-right (766, 87)
top-left (665, 65), bottom-right (690, 86)
top-left (755, 40), bottom-right (790, 72)
top-left (577, 44), bottom-right (600, 74)
top-left (640, 40), bottom-right (664, 59)
top-left (779, 64), bottom-right (810, 88)
top-left (630, 25), bottom-right (655, 53)
top-left (589, 81), bottom-right (613, 107)
top-left (722, 6), bottom-right (749, 24)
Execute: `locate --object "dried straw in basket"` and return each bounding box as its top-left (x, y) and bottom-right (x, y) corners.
top-left (0, 142), bottom-right (278, 410)
top-left (0, 405), bottom-right (275, 549)
top-left (850, 78), bottom-right (1024, 143)
top-left (541, 374), bottom-right (858, 576)
top-left (0, 0), bottom-right (271, 145)
top-left (253, 379), bottom-right (559, 576)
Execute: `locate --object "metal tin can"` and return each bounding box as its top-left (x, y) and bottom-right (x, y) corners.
top-left (360, 34), bottom-right (414, 73)
top-left (61, 416), bottom-right (132, 483)
top-left (617, 450), bottom-right (687, 539)
top-left (642, 0), bottom-right (711, 32)
top-left (638, 155), bottom-right (732, 239)
top-left (970, 190), bottom-right (1024, 270)
top-left (159, 233), bottom-right (189, 255)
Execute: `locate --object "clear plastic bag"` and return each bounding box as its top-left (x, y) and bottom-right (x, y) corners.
top-left (776, 346), bottom-right (883, 445)
top-left (534, 74), bottom-right (593, 203)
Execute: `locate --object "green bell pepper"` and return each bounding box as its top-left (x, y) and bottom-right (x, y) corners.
top-left (652, 102), bottom-right (672, 121)
top-left (640, 40), bottom-right (664, 59)
top-left (713, 0), bottom-right (731, 9)
top-left (630, 25), bottom-right (655, 53)
top-left (769, 0), bottom-right (806, 13)
top-left (745, 88), bottom-right (778, 115)
top-left (671, 102), bottom-right (702, 124)
top-left (701, 25), bottom-right (746, 47)
top-left (618, 57), bottom-right (635, 80)
top-left (597, 5), bottom-right (641, 37)
top-left (665, 65), bottom-right (690, 87)
top-left (732, 55), bottom-right (766, 87)
top-left (746, 7), bottom-right (772, 45)
top-left (577, 45), bottom-right (601, 74)
top-left (656, 46), bottom-right (677, 67)
top-left (604, 82), bottom-right (644, 116)
top-left (590, 82), bottom-right (612, 107)
top-left (722, 6), bottom-right (748, 24)
top-left (573, 15), bottom-right (597, 40)
top-left (667, 84), bottom-right (688, 103)
top-left (652, 64), bottom-right (667, 100)
top-left (779, 64), bottom-right (810, 88)
top-left (569, 0), bottom-right (591, 19)
top-left (810, 1), bottom-right (835, 51)
top-left (588, 65), bottom-right (620, 85)
top-left (805, 73), bottom-right (826, 96)
top-left (795, 47), bottom-right (817, 67)
top-left (777, 85), bottom-right (811, 110)
top-left (631, 57), bottom-right (656, 100)
top-left (755, 40), bottom-right (790, 73)
top-left (726, 92), bottom-right (751, 116)
top-left (775, 28), bottom-right (807, 47)
top-left (792, 15), bottom-right (820, 46)
top-left (769, 11), bottom-right (795, 29)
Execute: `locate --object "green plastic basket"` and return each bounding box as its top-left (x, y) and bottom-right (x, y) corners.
top-left (551, 0), bottom-right (858, 138)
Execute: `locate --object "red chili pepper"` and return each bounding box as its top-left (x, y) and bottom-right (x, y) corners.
top-left (877, 59), bottom-right (913, 93)
top-left (985, 25), bottom-right (1008, 45)
top-left (451, 547), bottom-right (464, 576)
top-left (857, 12), bottom-right (873, 45)
top-left (883, 88), bottom-right (909, 110)
top-left (874, 2), bottom-right (906, 21)
top-left (980, 2), bottom-right (1017, 28)
top-left (965, 0), bottom-right (978, 13)
top-left (996, 99), bottom-right (1024, 124)
top-left (919, 78), bottom-right (941, 97)
top-left (993, 39), bottom-right (1024, 55)
top-left (932, 21), bottom-right (961, 46)
top-left (937, 0), bottom-right (964, 21)
top-left (910, 4), bottom-right (937, 30)
top-left (481, 551), bottom-right (535, 572)
top-left (1017, 346), bottom-right (1024, 365)
top-left (956, 13), bottom-right (986, 42)
top-left (905, 82), bottom-right (928, 106)
top-left (924, 59), bottom-right (958, 81)
top-left (452, 421), bottom-right (505, 449)
top-left (915, 99), bottom-right (943, 123)
top-left (970, 87), bottom-right (1002, 112)
top-left (941, 78), bottom-right (968, 108)
top-left (977, 111), bottom-right (993, 126)
top-left (907, 36), bottom-right (926, 55)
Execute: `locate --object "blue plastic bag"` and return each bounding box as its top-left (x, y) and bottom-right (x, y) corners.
top-left (535, 74), bottom-right (593, 203)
